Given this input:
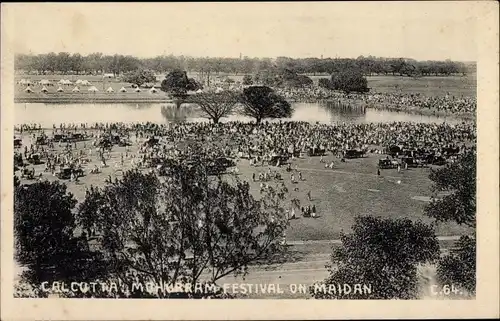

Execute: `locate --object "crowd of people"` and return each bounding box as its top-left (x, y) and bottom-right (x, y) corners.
top-left (274, 87), bottom-right (476, 114)
top-left (14, 119), bottom-right (475, 223)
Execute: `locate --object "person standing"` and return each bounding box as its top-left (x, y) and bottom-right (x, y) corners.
top-left (307, 190), bottom-right (312, 201)
top-left (311, 205), bottom-right (317, 218)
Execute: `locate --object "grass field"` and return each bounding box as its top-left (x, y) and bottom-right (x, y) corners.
top-left (16, 131), bottom-right (472, 242)
top-left (14, 73), bottom-right (476, 103)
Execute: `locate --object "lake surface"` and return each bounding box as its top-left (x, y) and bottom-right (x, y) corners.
top-left (15, 102), bottom-right (465, 127)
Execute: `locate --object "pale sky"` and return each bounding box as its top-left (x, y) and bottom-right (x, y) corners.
top-left (6, 2), bottom-right (478, 61)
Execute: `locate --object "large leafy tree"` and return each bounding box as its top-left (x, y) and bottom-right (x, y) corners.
top-left (161, 70), bottom-right (196, 97)
top-left (311, 216), bottom-right (440, 299)
top-left (425, 149), bottom-right (476, 295)
top-left (190, 92), bottom-right (239, 123)
top-left (330, 69), bottom-right (369, 94)
top-left (76, 164), bottom-right (288, 298)
top-left (14, 181), bottom-right (106, 294)
top-left (161, 70), bottom-right (201, 108)
top-left (122, 69), bottom-right (156, 87)
top-left (240, 86), bottom-right (292, 124)
top-left (425, 150), bottom-right (476, 228)
top-left (275, 69), bottom-right (313, 88)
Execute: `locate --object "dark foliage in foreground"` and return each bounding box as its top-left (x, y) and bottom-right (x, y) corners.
top-left (425, 149), bottom-right (476, 295)
top-left (14, 181), bottom-right (106, 289)
top-left (311, 216), bottom-right (440, 299)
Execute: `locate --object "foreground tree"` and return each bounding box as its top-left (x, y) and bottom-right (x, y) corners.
top-left (122, 69), bottom-right (156, 87)
top-left (311, 216), bottom-right (440, 299)
top-left (76, 165), bottom-right (288, 298)
top-left (240, 86), bottom-right (292, 124)
top-left (425, 149), bottom-right (476, 295)
top-left (436, 235), bottom-right (476, 295)
top-left (190, 92), bottom-right (239, 123)
top-left (330, 69), bottom-right (369, 94)
top-left (14, 181), bottom-right (105, 294)
top-left (425, 150), bottom-right (476, 228)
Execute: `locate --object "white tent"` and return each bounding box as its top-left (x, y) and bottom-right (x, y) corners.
top-left (195, 89), bottom-right (203, 94)
top-left (65, 79), bottom-right (73, 85)
top-left (134, 87), bottom-right (142, 92)
top-left (119, 87), bottom-right (127, 93)
top-left (56, 86), bottom-right (64, 92)
top-left (41, 86), bottom-right (49, 93)
top-left (72, 86), bottom-right (80, 92)
top-left (81, 80), bottom-right (91, 86)
top-left (40, 79), bottom-right (51, 85)
top-left (75, 79), bottom-right (83, 85)
top-left (58, 79), bottom-right (66, 85)
top-left (18, 79), bottom-right (27, 85)
top-left (106, 87), bottom-right (114, 93)
top-left (88, 86), bottom-right (99, 92)
top-left (149, 87), bottom-right (158, 93)
top-left (24, 87), bottom-right (33, 93)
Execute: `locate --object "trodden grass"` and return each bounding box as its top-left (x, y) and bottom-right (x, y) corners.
top-left (16, 131), bottom-right (472, 242)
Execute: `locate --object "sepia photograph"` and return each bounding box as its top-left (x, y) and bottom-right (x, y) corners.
top-left (1, 2), bottom-right (498, 320)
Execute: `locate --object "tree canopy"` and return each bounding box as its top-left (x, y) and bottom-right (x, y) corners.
top-left (160, 70), bottom-right (200, 99)
top-left (75, 165), bottom-right (288, 298)
top-left (122, 69), bottom-right (156, 87)
top-left (425, 149), bottom-right (477, 295)
top-left (14, 181), bottom-right (105, 290)
top-left (311, 216), bottom-right (440, 299)
top-left (190, 91), bottom-right (240, 123)
top-left (15, 52), bottom-right (472, 77)
top-left (425, 149), bottom-right (476, 228)
top-left (240, 86), bottom-right (292, 124)
top-left (330, 69), bottom-right (370, 94)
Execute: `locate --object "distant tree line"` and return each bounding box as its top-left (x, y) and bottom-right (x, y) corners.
top-left (15, 53), bottom-right (474, 77)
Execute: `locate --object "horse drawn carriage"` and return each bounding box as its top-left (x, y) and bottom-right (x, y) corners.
top-left (401, 156), bottom-right (427, 168)
top-left (14, 153), bottom-right (24, 167)
top-left (52, 134), bottom-right (68, 142)
top-left (35, 134), bottom-right (50, 145)
top-left (269, 154), bottom-right (289, 167)
top-left (27, 153), bottom-right (42, 165)
top-left (386, 145), bottom-right (402, 158)
top-left (206, 157), bottom-right (236, 175)
top-left (67, 133), bottom-right (85, 142)
top-left (306, 147), bottom-right (326, 157)
top-left (344, 149), bottom-right (366, 159)
top-left (378, 159), bottom-right (399, 169)
top-left (20, 167), bottom-right (36, 180)
top-left (55, 166), bottom-right (85, 180)
top-left (14, 137), bottom-right (22, 149)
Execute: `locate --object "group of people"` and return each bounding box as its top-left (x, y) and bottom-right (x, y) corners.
top-left (15, 119), bottom-right (475, 223)
top-left (273, 87), bottom-right (476, 114)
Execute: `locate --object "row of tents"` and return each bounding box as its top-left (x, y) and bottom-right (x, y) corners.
top-left (25, 86), bottom-right (159, 93)
top-left (18, 79), bottom-right (94, 86)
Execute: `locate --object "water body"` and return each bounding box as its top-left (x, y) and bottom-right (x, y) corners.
top-left (14, 101), bottom-right (465, 127)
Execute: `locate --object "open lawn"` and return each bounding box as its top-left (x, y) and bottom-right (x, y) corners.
top-left (16, 131), bottom-right (471, 243)
top-left (15, 73), bottom-right (476, 103)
